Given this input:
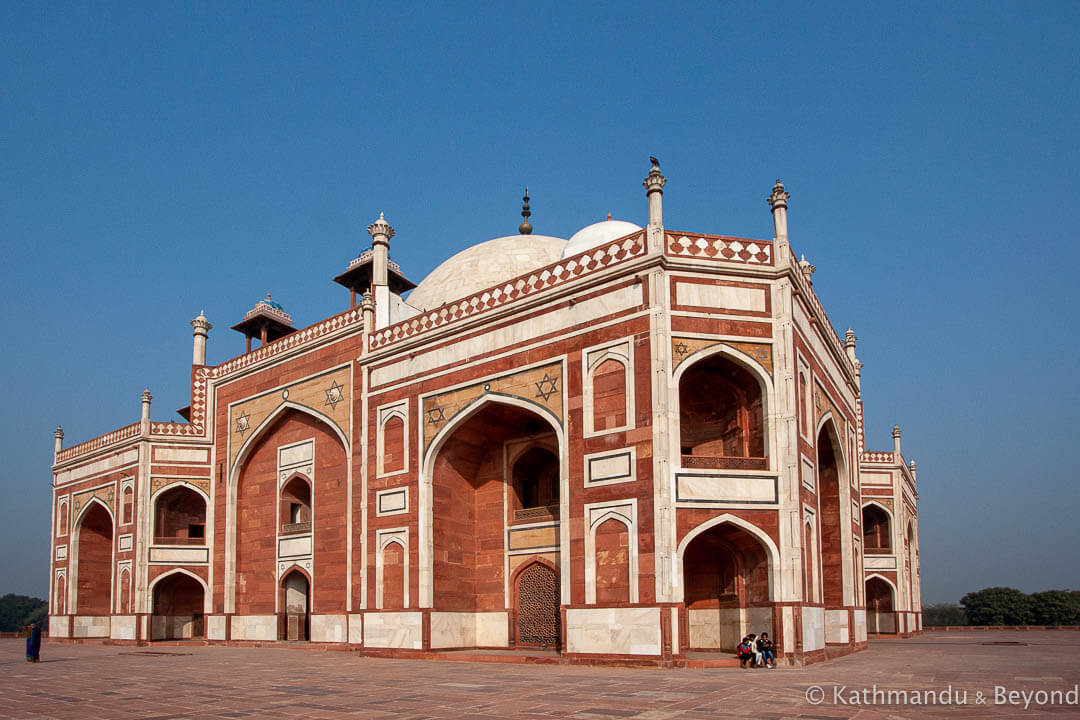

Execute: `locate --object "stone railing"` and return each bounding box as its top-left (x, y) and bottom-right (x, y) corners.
top-left (665, 231), bottom-right (773, 265)
top-left (153, 537), bottom-right (206, 546)
top-left (861, 451), bottom-right (895, 464)
top-left (210, 306), bottom-right (363, 379)
top-left (55, 422), bottom-right (141, 463)
top-left (680, 455), bottom-right (769, 471)
top-left (369, 231), bottom-right (647, 350)
top-left (281, 521), bottom-right (312, 535)
top-left (513, 506), bottom-right (559, 523)
top-left (787, 253), bottom-right (853, 374)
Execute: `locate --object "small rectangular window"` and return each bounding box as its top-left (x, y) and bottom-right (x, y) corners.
top-left (188, 524), bottom-right (205, 539)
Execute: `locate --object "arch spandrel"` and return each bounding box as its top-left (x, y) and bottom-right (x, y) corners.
top-left (421, 361), bottom-right (564, 452)
top-left (72, 486), bottom-right (116, 521)
top-left (151, 476), bottom-right (211, 500)
top-left (671, 338), bottom-right (772, 375)
top-left (227, 365), bottom-right (351, 468)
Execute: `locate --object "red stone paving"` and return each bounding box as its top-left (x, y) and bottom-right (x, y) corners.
top-left (4, 631), bottom-right (1080, 719)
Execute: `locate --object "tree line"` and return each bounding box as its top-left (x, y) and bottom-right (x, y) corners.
top-left (0, 594), bottom-right (47, 632)
top-left (923, 587), bottom-right (1080, 626)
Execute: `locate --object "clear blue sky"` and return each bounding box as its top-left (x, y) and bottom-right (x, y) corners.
top-left (2, 2), bottom-right (1076, 604)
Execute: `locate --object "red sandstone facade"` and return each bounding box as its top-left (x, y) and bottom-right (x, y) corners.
top-left (48, 164), bottom-right (921, 664)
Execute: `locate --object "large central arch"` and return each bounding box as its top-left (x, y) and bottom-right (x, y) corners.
top-left (419, 394), bottom-right (568, 620)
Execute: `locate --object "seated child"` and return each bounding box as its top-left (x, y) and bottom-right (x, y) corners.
top-left (736, 636), bottom-right (755, 668)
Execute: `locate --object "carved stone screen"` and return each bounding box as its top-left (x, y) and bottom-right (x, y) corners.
top-left (516, 562), bottom-right (560, 647)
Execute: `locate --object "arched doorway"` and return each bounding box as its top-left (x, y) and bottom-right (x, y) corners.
top-left (152, 572), bottom-right (205, 640)
top-left (816, 421), bottom-right (846, 610)
top-left (514, 561), bottom-right (560, 648)
top-left (866, 577), bottom-right (895, 634)
top-left (678, 353), bottom-right (767, 470)
top-left (279, 475), bottom-right (312, 534)
top-left (862, 504), bottom-right (891, 553)
top-left (428, 401), bottom-right (562, 648)
top-left (154, 486), bottom-right (207, 544)
top-left (682, 521), bottom-right (772, 651)
top-left (75, 502), bottom-right (113, 615)
top-left (281, 569), bottom-right (310, 641)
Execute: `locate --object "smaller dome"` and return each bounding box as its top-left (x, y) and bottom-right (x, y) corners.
top-left (561, 218), bottom-right (642, 258)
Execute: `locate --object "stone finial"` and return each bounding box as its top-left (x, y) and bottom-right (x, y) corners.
top-left (54, 425), bottom-right (64, 440)
top-left (798, 254), bottom-right (816, 282)
top-left (518, 187), bottom-right (533, 235)
top-left (844, 328), bottom-right (857, 349)
top-left (643, 156), bottom-right (667, 195)
top-left (141, 387), bottom-right (153, 405)
top-left (360, 290), bottom-right (375, 311)
top-left (767, 178), bottom-right (790, 210)
top-left (892, 424), bottom-right (901, 438)
top-left (367, 212), bottom-right (395, 244)
top-left (909, 459), bottom-right (917, 472)
top-left (191, 310), bottom-right (212, 333)
top-left (53, 424), bottom-right (64, 458)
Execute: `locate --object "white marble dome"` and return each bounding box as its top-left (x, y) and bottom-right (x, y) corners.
top-left (406, 234), bottom-right (567, 311)
top-left (561, 219), bottom-right (642, 259)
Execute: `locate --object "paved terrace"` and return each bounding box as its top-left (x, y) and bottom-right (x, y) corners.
top-left (3, 631), bottom-right (1079, 719)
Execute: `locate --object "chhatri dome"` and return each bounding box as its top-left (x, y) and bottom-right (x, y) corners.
top-left (561, 216), bottom-right (642, 259)
top-left (406, 196), bottom-right (642, 311)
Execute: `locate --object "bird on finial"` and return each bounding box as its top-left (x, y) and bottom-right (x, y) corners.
top-left (650, 156), bottom-right (659, 168)
top-left (519, 187), bottom-right (533, 235)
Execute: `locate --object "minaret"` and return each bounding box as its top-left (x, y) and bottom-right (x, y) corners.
top-left (191, 310), bottom-right (212, 366)
top-left (141, 388), bottom-right (153, 436)
top-left (643, 156), bottom-right (666, 253)
top-left (518, 188), bottom-right (533, 235)
top-left (767, 179), bottom-right (791, 265)
top-left (53, 425), bottom-right (64, 463)
top-left (368, 212), bottom-right (395, 330)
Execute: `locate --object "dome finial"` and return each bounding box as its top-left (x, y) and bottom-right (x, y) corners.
top-left (518, 187), bottom-right (533, 235)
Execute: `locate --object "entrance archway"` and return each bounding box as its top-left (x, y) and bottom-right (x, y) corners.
top-left (428, 400), bottom-right (562, 646)
top-left (151, 572), bottom-right (205, 639)
top-left (866, 576), bottom-right (896, 634)
top-left (75, 501), bottom-right (113, 615)
top-left (681, 521), bottom-right (773, 651)
top-left (817, 420), bottom-right (846, 609)
top-left (281, 569), bottom-right (310, 641)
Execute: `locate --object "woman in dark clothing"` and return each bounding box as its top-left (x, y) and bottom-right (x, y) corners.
top-left (25, 623), bottom-right (41, 663)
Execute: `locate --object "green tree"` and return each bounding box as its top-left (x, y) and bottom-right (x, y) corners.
top-left (0, 594), bottom-right (48, 632)
top-left (960, 587), bottom-right (1036, 626)
top-left (922, 603), bottom-right (967, 626)
top-left (1030, 590), bottom-right (1080, 625)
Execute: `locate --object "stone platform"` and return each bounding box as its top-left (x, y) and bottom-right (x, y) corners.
top-left (3, 631), bottom-right (1079, 718)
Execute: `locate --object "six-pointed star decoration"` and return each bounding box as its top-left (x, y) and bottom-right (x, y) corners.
top-left (674, 342), bottom-right (689, 356)
top-left (235, 411), bottom-right (250, 436)
top-left (535, 373), bottom-right (559, 401)
top-left (426, 405), bottom-right (446, 426)
top-left (325, 380), bottom-right (345, 410)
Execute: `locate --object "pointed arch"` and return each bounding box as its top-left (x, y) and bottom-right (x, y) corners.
top-left (224, 401), bottom-right (349, 614)
top-left (419, 392), bottom-right (568, 608)
top-left (675, 513), bottom-right (781, 601)
top-left (865, 572), bottom-right (898, 598)
top-left (70, 496), bottom-right (115, 616)
top-left (672, 343), bottom-right (773, 471)
top-left (148, 567), bottom-right (211, 611)
top-left (229, 401), bottom-right (349, 480)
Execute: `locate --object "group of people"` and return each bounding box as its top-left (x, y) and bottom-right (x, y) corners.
top-left (736, 632), bottom-right (774, 668)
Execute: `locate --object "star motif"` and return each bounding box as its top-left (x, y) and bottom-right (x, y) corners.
top-left (426, 405), bottom-right (445, 426)
top-left (534, 373), bottom-right (559, 402)
top-left (674, 342), bottom-right (689, 356)
top-left (235, 411), bottom-right (250, 436)
top-left (324, 380), bottom-right (345, 410)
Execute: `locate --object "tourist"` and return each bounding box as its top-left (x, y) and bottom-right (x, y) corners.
top-left (25, 622), bottom-right (41, 663)
top-left (747, 633), bottom-right (764, 668)
top-left (757, 632), bottom-right (775, 668)
top-left (736, 636), bottom-right (755, 668)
